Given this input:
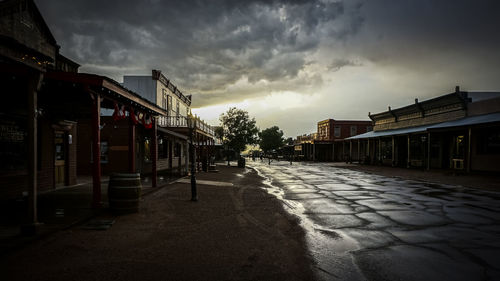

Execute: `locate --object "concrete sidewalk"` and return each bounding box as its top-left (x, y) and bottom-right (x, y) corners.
top-left (1, 165), bottom-right (315, 281)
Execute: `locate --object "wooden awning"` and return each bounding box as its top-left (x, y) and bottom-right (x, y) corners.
top-left (44, 72), bottom-right (167, 116)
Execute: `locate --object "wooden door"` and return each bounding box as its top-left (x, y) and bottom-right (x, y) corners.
top-left (54, 131), bottom-right (66, 186)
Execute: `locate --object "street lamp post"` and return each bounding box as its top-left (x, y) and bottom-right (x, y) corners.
top-left (189, 116), bottom-right (197, 201)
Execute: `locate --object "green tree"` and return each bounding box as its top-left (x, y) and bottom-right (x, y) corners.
top-left (259, 126), bottom-right (284, 154)
top-left (214, 126), bottom-right (224, 143)
top-left (220, 107), bottom-right (259, 158)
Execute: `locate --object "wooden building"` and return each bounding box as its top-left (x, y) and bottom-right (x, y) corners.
top-left (123, 70), bottom-right (215, 174)
top-left (0, 0), bottom-right (166, 233)
top-left (347, 87), bottom-right (500, 173)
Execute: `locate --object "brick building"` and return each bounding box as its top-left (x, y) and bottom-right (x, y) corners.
top-left (295, 119), bottom-right (372, 161)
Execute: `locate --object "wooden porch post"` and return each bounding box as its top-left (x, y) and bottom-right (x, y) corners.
top-left (178, 138), bottom-right (182, 175)
top-left (349, 141), bottom-right (352, 163)
top-left (392, 136), bottom-right (395, 166)
top-left (331, 143), bottom-right (335, 162)
top-left (91, 93), bottom-right (102, 208)
top-left (168, 138), bottom-right (173, 175)
top-left (151, 117), bottom-right (157, 187)
top-left (358, 140), bottom-right (361, 164)
top-left (342, 142), bottom-right (345, 161)
top-left (407, 134), bottom-right (411, 168)
top-left (128, 114), bottom-right (136, 173)
top-left (427, 132), bottom-right (431, 170)
top-left (26, 72), bottom-right (43, 231)
top-left (312, 142), bottom-right (316, 161)
top-left (184, 139), bottom-right (189, 175)
top-left (467, 127), bottom-right (472, 173)
top-left (378, 138), bottom-right (381, 164)
top-left (367, 138), bottom-right (370, 164)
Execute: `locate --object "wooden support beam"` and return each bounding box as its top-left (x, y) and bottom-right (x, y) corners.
top-left (152, 117), bottom-right (157, 187)
top-left (25, 72), bottom-right (43, 232)
top-left (407, 135), bottom-right (411, 168)
top-left (392, 136), bottom-right (395, 167)
top-left (427, 132), bottom-right (431, 170)
top-left (467, 127), bottom-right (472, 173)
top-left (128, 117), bottom-right (136, 173)
top-left (358, 140), bottom-right (361, 164)
top-left (91, 92), bottom-right (102, 208)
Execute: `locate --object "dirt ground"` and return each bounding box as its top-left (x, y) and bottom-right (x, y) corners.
top-left (0, 165), bottom-right (315, 281)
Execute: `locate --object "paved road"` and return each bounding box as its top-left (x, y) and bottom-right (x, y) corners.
top-left (249, 160), bottom-right (500, 281)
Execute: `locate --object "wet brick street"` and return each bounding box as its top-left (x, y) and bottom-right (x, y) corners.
top-left (249, 160), bottom-right (500, 281)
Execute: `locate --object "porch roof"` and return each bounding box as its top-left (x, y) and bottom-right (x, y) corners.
top-left (427, 112), bottom-right (500, 130)
top-left (347, 112), bottom-right (500, 140)
top-left (44, 71), bottom-right (167, 116)
top-left (346, 124), bottom-right (430, 140)
top-left (158, 127), bottom-right (188, 140)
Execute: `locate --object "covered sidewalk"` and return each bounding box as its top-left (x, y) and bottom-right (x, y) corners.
top-left (345, 112), bottom-right (500, 172)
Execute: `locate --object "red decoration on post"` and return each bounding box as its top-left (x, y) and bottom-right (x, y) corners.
top-left (143, 115), bottom-right (153, 129)
top-left (129, 107), bottom-right (138, 124)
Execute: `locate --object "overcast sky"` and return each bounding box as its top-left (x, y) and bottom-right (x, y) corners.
top-left (37, 0), bottom-right (500, 137)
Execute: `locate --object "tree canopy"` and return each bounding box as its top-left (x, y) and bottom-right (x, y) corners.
top-left (259, 126), bottom-right (284, 153)
top-left (219, 107), bottom-right (259, 154)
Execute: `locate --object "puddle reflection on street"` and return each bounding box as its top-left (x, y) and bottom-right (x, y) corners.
top-left (248, 160), bottom-right (500, 281)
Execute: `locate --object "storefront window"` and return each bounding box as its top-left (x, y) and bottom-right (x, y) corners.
top-left (174, 142), bottom-right (181, 157)
top-left (144, 138), bottom-right (151, 162)
top-left (158, 138), bottom-right (169, 159)
top-left (477, 128), bottom-right (500, 154)
top-left (0, 116), bottom-right (27, 172)
top-left (381, 139), bottom-right (392, 159)
top-left (90, 141), bottom-right (108, 163)
top-left (410, 136), bottom-right (424, 160)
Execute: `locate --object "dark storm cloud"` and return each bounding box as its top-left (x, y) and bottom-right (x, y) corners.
top-left (35, 0), bottom-right (500, 112)
top-left (353, 0), bottom-right (500, 72)
top-left (36, 0), bottom-right (356, 104)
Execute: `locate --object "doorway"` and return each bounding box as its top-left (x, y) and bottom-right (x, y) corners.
top-left (54, 131), bottom-right (66, 186)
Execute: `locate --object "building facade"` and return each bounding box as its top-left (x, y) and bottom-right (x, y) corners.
top-left (348, 87), bottom-right (500, 172)
top-left (295, 119), bottom-right (372, 161)
top-left (123, 70), bottom-right (215, 174)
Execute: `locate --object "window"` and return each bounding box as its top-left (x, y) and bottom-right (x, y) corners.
top-left (0, 116), bottom-right (27, 172)
top-left (350, 126), bottom-right (357, 136)
top-left (477, 128), bottom-right (500, 155)
top-left (144, 138), bottom-right (151, 162)
top-left (167, 95), bottom-right (172, 113)
top-left (381, 139), bottom-right (392, 159)
top-left (174, 142), bottom-right (181, 157)
top-left (334, 126), bottom-right (341, 138)
top-left (158, 138), bottom-right (169, 159)
top-left (90, 141), bottom-right (108, 163)
top-left (162, 90), bottom-right (168, 110)
top-left (176, 100), bottom-right (180, 117)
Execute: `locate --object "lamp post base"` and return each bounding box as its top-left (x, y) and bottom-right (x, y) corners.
top-left (190, 175), bottom-right (197, 202)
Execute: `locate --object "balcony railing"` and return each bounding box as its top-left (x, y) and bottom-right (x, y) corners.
top-left (159, 116), bottom-right (189, 127)
top-left (158, 115), bottom-right (214, 136)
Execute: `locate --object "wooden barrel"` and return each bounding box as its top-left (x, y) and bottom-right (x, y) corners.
top-left (108, 173), bottom-right (142, 214)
